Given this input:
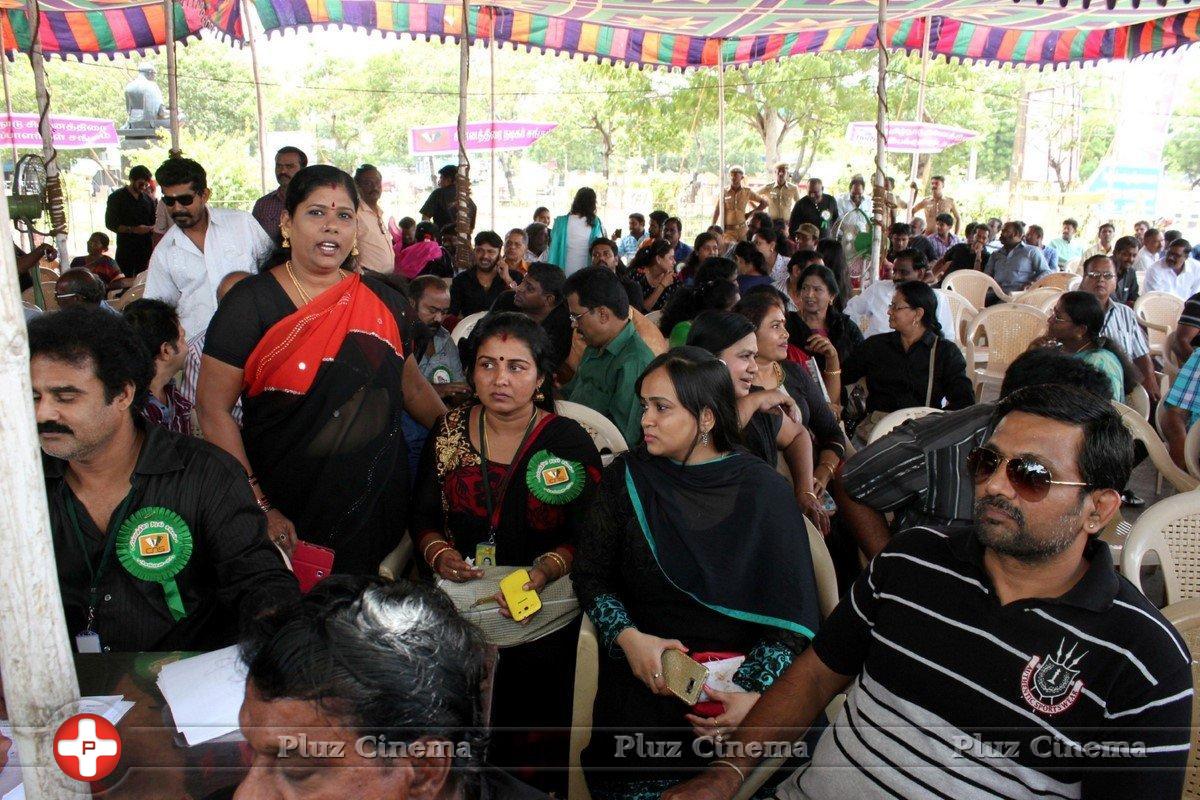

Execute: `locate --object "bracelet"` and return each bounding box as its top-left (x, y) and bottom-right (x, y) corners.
top-left (823, 368), bottom-right (842, 375)
top-left (816, 463), bottom-right (836, 479)
top-left (535, 551), bottom-right (568, 578)
top-left (247, 473), bottom-right (260, 487)
top-left (711, 760), bottom-right (745, 783)
top-left (256, 495), bottom-right (273, 513)
top-left (422, 538), bottom-right (451, 561)
top-left (801, 490), bottom-right (819, 502)
top-left (428, 545), bottom-right (454, 569)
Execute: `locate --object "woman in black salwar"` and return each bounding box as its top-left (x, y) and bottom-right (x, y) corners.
top-left (572, 348), bottom-right (821, 800)
top-left (411, 312), bottom-right (602, 795)
top-left (199, 166), bottom-right (445, 576)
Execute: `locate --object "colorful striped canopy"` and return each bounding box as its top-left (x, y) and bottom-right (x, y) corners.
top-left (249, 0), bottom-right (1200, 68)
top-left (1, 0), bottom-right (1196, 67)
top-left (0, 0), bottom-right (242, 59)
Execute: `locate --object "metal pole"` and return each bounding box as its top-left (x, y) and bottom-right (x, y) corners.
top-left (0, 196), bottom-right (86, 799)
top-left (23, 0), bottom-right (68, 263)
top-left (164, 0), bottom-right (180, 154)
top-left (868, 0), bottom-right (889, 288)
top-left (717, 40), bottom-right (726, 232)
top-left (453, 0), bottom-right (471, 271)
top-left (242, 0), bottom-right (269, 194)
top-left (489, 24), bottom-right (496, 231)
top-left (908, 15), bottom-right (930, 188)
top-left (0, 50), bottom-right (19, 169)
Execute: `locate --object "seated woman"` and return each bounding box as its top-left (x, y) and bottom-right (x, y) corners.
top-left (688, 310), bottom-right (828, 533)
top-left (842, 280), bottom-right (975, 439)
top-left (632, 240), bottom-right (680, 313)
top-left (573, 348), bottom-right (821, 800)
top-left (736, 291), bottom-right (847, 495)
top-left (69, 231), bottom-right (130, 290)
top-left (676, 232), bottom-right (722, 285)
top-left (1032, 290), bottom-right (1137, 401)
top-left (199, 165), bottom-right (445, 575)
top-left (785, 263), bottom-right (863, 397)
top-left (412, 312), bottom-right (602, 794)
top-left (658, 257), bottom-right (740, 347)
top-left (732, 240), bottom-right (771, 295)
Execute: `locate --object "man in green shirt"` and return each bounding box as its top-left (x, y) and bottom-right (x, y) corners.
top-left (562, 267), bottom-right (656, 446)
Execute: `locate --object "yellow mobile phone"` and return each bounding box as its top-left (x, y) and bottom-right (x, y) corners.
top-left (499, 569), bottom-right (542, 622)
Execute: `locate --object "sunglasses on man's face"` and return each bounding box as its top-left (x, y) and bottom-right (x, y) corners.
top-left (162, 193), bottom-right (197, 207)
top-left (966, 446), bottom-right (1090, 502)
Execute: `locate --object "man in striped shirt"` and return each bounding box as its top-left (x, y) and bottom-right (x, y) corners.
top-left (667, 384), bottom-right (1192, 800)
top-left (832, 349), bottom-right (1114, 558)
top-left (1079, 254), bottom-right (1158, 403)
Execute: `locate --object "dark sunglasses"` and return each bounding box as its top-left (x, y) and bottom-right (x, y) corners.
top-left (966, 446), bottom-right (1090, 501)
top-left (162, 193), bottom-right (196, 207)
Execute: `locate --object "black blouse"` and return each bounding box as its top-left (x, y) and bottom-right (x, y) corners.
top-left (785, 308), bottom-right (864, 370)
top-left (758, 360), bottom-right (847, 459)
top-left (842, 330), bottom-right (975, 414)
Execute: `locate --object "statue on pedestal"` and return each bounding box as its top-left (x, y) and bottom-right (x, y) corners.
top-left (118, 64), bottom-right (180, 141)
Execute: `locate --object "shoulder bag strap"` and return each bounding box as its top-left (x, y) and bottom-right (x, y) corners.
top-left (925, 338), bottom-right (939, 408)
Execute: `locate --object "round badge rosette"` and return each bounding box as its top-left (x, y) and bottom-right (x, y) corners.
top-left (525, 450), bottom-right (586, 505)
top-left (115, 506), bottom-right (193, 620)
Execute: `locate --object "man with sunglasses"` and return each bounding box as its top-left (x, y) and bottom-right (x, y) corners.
top-left (143, 157), bottom-right (274, 339)
top-left (667, 383), bottom-right (1193, 800)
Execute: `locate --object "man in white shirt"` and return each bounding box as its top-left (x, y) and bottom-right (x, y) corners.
top-left (144, 158), bottom-right (274, 339)
top-left (1143, 238), bottom-right (1200, 300)
top-left (353, 164), bottom-right (394, 274)
top-left (1134, 227), bottom-right (1165, 273)
top-left (1082, 221), bottom-right (1115, 261)
top-left (845, 249), bottom-right (957, 342)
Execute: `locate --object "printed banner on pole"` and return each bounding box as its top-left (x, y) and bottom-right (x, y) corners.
top-left (409, 122), bottom-right (557, 156)
top-left (845, 121), bottom-right (976, 154)
top-left (0, 114), bottom-right (118, 149)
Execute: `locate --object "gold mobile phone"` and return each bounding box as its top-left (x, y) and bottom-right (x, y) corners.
top-left (661, 650), bottom-right (708, 705)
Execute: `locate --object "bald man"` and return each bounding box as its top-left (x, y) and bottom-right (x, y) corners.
top-left (54, 268), bottom-right (111, 312)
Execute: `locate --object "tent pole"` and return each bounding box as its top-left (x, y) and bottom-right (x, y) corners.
top-left (23, 0), bottom-right (68, 263)
top-left (868, 0), bottom-right (888, 289)
top-left (164, 0), bottom-right (180, 154)
top-left (242, 0), bottom-right (269, 194)
top-left (0, 41), bottom-right (85, 800)
top-left (489, 22), bottom-right (495, 231)
top-left (453, 0), bottom-right (471, 271)
top-left (717, 40), bottom-right (726, 232)
top-left (908, 15), bottom-right (930, 189)
top-left (0, 50), bottom-right (18, 170)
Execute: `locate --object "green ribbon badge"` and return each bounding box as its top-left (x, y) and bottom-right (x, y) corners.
top-left (526, 450), bottom-right (586, 505)
top-left (115, 506), bottom-right (193, 621)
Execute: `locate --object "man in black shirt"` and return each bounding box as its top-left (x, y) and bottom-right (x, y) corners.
top-left (491, 261), bottom-right (572, 373)
top-left (933, 221), bottom-right (990, 283)
top-left (667, 384), bottom-right (1192, 800)
top-left (104, 164), bottom-right (156, 277)
top-left (419, 163), bottom-right (478, 232)
top-left (450, 230), bottom-right (510, 316)
top-left (30, 307), bottom-right (298, 653)
top-left (788, 178), bottom-right (839, 239)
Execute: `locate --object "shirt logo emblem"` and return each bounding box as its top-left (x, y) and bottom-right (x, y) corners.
top-left (1021, 639), bottom-right (1086, 715)
top-left (541, 466), bottom-right (569, 487)
top-left (137, 533), bottom-right (171, 557)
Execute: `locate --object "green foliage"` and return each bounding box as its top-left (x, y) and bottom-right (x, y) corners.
top-left (1165, 77), bottom-right (1200, 188)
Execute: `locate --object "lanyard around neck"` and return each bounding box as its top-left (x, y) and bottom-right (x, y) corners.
top-left (478, 406), bottom-right (539, 543)
top-left (64, 484), bottom-right (138, 628)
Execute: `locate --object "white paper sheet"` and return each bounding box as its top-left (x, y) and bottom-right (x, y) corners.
top-left (698, 656), bottom-right (746, 701)
top-left (155, 646), bottom-right (247, 746)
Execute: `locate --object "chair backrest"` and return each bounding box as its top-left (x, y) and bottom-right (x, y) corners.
top-left (963, 303), bottom-right (1047, 382)
top-left (1030, 272), bottom-right (1077, 292)
top-left (939, 290), bottom-right (978, 343)
top-left (1124, 383), bottom-right (1151, 421)
top-left (37, 265), bottom-right (59, 283)
top-left (21, 281), bottom-right (59, 311)
top-left (943, 270), bottom-right (1008, 309)
top-left (1160, 598), bottom-right (1200, 799)
top-left (1186, 422), bottom-right (1200, 481)
top-left (866, 407), bottom-right (943, 444)
top-left (1135, 291), bottom-right (1185, 354)
top-left (1012, 286), bottom-right (1062, 310)
top-left (111, 282), bottom-right (145, 310)
top-left (804, 517), bottom-right (840, 620)
top-left (555, 400), bottom-right (629, 463)
top-left (450, 311), bottom-right (487, 344)
top-left (1112, 400), bottom-right (1199, 494)
top-left (568, 616), bottom-right (598, 800)
top-left (1164, 331), bottom-right (1182, 381)
top-left (1122, 493), bottom-right (1200, 605)
top-left (644, 309), bottom-right (663, 327)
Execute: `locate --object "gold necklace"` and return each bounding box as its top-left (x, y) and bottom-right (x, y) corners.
top-left (286, 261), bottom-right (345, 306)
top-left (770, 360), bottom-right (784, 387)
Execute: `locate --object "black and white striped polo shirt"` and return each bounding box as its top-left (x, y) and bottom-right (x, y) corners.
top-left (781, 526), bottom-right (1193, 800)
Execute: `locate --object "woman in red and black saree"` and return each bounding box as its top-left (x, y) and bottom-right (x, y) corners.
top-left (412, 312), bottom-right (602, 795)
top-left (198, 166), bottom-right (445, 576)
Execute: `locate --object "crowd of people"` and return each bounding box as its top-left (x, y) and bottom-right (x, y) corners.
top-left (11, 152), bottom-right (1200, 799)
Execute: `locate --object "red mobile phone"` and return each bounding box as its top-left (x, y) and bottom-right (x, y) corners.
top-left (291, 542), bottom-right (335, 593)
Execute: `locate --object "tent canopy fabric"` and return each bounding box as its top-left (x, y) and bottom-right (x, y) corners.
top-left (0, 0), bottom-right (1196, 67)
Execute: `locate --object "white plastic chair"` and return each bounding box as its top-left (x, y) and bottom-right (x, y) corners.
top-left (1135, 292), bottom-right (1185, 359)
top-left (1125, 384), bottom-right (1151, 421)
top-left (568, 616), bottom-right (598, 800)
top-left (943, 270), bottom-right (1012, 309)
top-left (1160, 599), bottom-right (1200, 798)
top-left (1012, 286), bottom-right (1062, 312)
top-left (1122, 493), bottom-right (1200, 604)
top-left (1112, 400), bottom-right (1198, 495)
top-left (1185, 423), bottom-right (1200, 481)
top-left (940, 290), bottom-right (978, 345)
top-left (1028, 272), bottom-right (1078, 292)
top-left (644, 309), bottom-right (663, 327)
top-left (555, 400), bottom-right (628, 466)
top-left (378, 537), bottom-right (413, 581)
top-left (866, 407), bottom-right (943, 445)
top-left (963, 304), bottom-right (1047, 398)
top-left (450, 311), bottom-right (487, 344)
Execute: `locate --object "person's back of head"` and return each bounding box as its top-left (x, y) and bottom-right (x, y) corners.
top-left (239, 576), bottom-right (486, 797)
top-left (525, 261), bottom-right (567, 305)
top-left (686, 310), bottom-right (755, 355)
top-left (659, 260), bottom-right (739, 335)
top-left (999, 348), bottom-right (1112, 401)
top-left (122, 298), bottom-right (182, 365)
top-left (563, 266), bottom-right (630, 321)
top-left (54, 268), bottom-right (105, 308)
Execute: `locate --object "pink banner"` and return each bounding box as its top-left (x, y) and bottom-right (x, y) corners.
top-left (0, 114), bottom-right (118, 150)
top-left (409, 121), bottom-right (557, 155)
top-left (845, 121), bottom-right (977, 154)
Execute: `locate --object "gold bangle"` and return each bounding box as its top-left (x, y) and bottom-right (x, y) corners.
top-left (536, 551), bottom-right (568, 578)
top-left (428, 546), bottom-right (454, 569)
top-left (711, 759), bottom-right (745, 783)
top-left (823, 368), bottom-right (841, 375)
top-left (422, 538), bottom-right (450, 561)
top-left (801, 490), bottom-right (819, 501)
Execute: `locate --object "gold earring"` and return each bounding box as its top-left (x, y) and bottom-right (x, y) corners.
top-left (281, 230), bottom-right (290, 249)
top-left (700, 431), bottom-right (710, 445)
top-left (535, 389), bottom-right (545, 403)
top-left (351, 240), bottom-right (359, 257)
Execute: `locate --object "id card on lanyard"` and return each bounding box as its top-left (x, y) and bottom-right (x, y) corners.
top-left (64, 486), bottom-right (137, 654)
top-left (474, 407), bottom-right (544, 566)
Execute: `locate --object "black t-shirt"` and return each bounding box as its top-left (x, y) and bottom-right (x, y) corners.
top-left (938, 242), bottom-right (989, 279)
top-left (450, 268), bottom-right (509, 317)
top-left (490, 291), bottom-right (573, 370)
top-left (419, 186), bottom-right (478, 230)
top-left (104, 187), bottom-right (156, 273)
